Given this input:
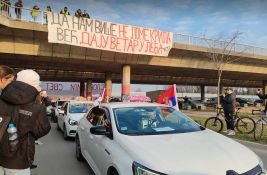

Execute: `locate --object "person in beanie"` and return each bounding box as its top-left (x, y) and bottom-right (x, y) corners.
top-left (220, 87), bottom-right (236, 136)
top-left (0, 69), bottom-right (51, 175)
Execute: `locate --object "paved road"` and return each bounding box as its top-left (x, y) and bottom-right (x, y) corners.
top-left (32, 122), bottom-right (267, 175)
top-left (32, 123), bottom-right (95, 175)
top-left (182, 110), bottom-right (216, 118)
top-left (250, 147), bottom-right (267, 167)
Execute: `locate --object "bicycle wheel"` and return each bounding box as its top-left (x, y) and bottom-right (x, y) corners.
top-left (204, 117), bottom-right (223, 132)
top-left (254, 119), bottom-right (264, 141)
top-left (236, 117), bottom-right (255, 134)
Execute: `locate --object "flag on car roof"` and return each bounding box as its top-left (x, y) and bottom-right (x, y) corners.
top-left (157, 85), bottom-right (178, 110)
top-left (95, 88), bottom-right (106, 103)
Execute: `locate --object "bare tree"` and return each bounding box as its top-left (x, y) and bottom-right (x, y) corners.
top-left (204, 31), bottom-right (243, 107)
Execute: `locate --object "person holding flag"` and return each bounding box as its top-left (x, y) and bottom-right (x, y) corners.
top-left (157, 85), bottom-right (179, 110)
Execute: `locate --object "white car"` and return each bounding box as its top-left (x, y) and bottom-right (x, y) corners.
top-left (76, 102), bottom-right (266, 175)
top-left (54, 100), bottom-right (69, 122)
top-left (57, 100), bottom-right (95, 139)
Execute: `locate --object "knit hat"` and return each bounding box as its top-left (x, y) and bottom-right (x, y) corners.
top-left (16, 70), bottom-right (42, 92)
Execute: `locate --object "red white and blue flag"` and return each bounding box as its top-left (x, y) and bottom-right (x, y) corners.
top-left (95, 88), bottom-right (106, 102)
top-left (157, 85), bottom-right (178, 110)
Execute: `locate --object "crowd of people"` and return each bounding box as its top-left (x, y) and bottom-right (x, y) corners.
top-left (0, 0), bottom-right (90, 22)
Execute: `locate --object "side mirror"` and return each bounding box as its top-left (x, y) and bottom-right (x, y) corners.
top-left (194, 120), bottom-right (201, 125)
top-left (90, 125), bottom-right (110, 136)
top-left (59, 110), bottom-right (65, 115)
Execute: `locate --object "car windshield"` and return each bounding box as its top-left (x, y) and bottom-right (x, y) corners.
top-left (69, 103), bottom-right (93, 113)
top-left (113, 106), bottom-right (202, 135)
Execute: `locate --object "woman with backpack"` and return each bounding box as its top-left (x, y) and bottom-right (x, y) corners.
top-left (0, 67), bottom-right (51, 175)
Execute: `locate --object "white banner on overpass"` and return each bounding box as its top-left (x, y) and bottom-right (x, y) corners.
top-left (41, 82), bottom-right (104, 97)
top-left (47, 12), bottom-right (173, 56)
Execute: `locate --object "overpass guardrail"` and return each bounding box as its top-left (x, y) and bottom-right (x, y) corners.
top-left (1, 0), bottom-right (267, 57)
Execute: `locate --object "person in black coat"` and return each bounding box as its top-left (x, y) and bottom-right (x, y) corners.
top-left (0, 69), bottom-right (51, 175)
top-left (256, 89), bottom-right (267, 113)
top-left (220, 87), bottom-right (236, 135)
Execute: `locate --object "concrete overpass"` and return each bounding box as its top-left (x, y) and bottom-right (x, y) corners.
top-left (0, 7), bottom-right (267, 100)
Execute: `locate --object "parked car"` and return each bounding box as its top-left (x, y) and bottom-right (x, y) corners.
top-left (53, 100), bottom-right (69, 122)
top-left (254, 99), bottom-right (263, 106)
top-left (76, 102), bottom-right (265, 175)
top-left (57, 100), bottom-right (95, 139)
top-left (236, 98), bottom-right (254, 106)
top-left (187, 99), bottom-right (205, 109)
top-left (204, 97), bottom-right (218, 107)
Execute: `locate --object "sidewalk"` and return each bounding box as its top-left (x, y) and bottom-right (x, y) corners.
top-left (236, 139), bottom-right (267, 150)
top-left (181, 110), bottom-right (216, 118)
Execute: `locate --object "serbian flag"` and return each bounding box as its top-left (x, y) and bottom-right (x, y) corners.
top-left (157, 85), bottom-right (178, 110)
top-left (95, 88), bottom-right (106, 102)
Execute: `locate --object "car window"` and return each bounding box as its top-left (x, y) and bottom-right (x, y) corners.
top-left (86, 107), bottom-right (111, 126)
top-left (64, 103), bottom-right (68, 114)
top-left (86, 107), bottom-right (104, 125)
top-left (113, 106), bottom-right (202, 136)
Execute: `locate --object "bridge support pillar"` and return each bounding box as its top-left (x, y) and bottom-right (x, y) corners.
top-left (105, 72), bottom-right (112, 102)
top-left (80, 82), bottom-right (85, 97)
top-left (122, 65), bottom-right (131, 102)
top-left (201, 85), bottom-right (205, 101)
top-left (86, 79), bottom-right (92, 100)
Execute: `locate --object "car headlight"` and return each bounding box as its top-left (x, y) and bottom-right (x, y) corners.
top-left (258, 156), bottom-right (266, 174)
top-left (132, 162), bottom-right (167, 175)
top-left (68, 119), bottom-right (78, 126)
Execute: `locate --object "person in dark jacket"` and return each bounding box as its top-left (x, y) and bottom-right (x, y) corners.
top-left (14, 0), bottom-right (23, 20)
top-left (256, 89), bottom-right (267, 113)
top-left (220, 87), bottom-right (236, 136)
top-left (40, 90), bottom-right (51, 107)
top-left (0, 69), bottom-right (51, 175)
top-left (60, 6), bottom-right (70, 15)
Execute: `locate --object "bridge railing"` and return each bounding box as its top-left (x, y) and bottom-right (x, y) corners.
top-left (173, 33), bottom-right (267, 56)
top-left (0, 0), bottom-right (46, 24)
top-left (1, 0), bottom-right (267, 57)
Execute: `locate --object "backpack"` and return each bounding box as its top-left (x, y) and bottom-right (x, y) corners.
top-left (0, 115), bottom-right (11, 142)
top-left (0, 105), bottom-right (20, 157)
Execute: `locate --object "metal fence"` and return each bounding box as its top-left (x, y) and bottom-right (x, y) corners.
top-left (173, 34), bottom-right (267, 56)
top-left (1, 0), bottom-right (267, 56)
top-left (0, 0), bottom-right (46, 24)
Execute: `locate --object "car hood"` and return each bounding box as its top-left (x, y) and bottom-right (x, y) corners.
top-left (117, 130), bottom-right (259, 175)
top-left (68, 113), bottom-right (85, 121)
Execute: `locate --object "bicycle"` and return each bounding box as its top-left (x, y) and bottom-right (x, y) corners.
top-left (252, 109), bottom-right (267, 141)
top-left (204, 107), bottom-right (256, 134)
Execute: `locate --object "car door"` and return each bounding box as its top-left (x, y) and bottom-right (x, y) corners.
top-left (82, 106), bottom-right (103, 175)
top-left (58, 103), bottom-right (68, 130)
top-left (88, 107), bottom-right (114, 175)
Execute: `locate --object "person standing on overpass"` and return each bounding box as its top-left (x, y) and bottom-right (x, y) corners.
top-left (60, 6), bottom-right (70, 15)
top-left (14, 0), bottom-right (23, 20)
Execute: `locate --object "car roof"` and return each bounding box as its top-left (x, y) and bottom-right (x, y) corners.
top-left (100, 102), bottom-right (168, 109)
top-left (57, 100), bottom-right (69, 102)
top-left (67, 100), bottom-right (95, 104)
